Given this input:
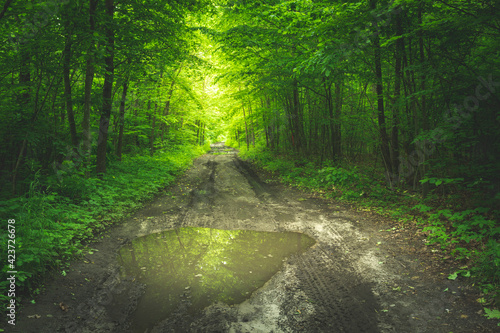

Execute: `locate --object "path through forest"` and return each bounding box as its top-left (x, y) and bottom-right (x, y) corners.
top-left (8, 144), bottom-right (497, 332)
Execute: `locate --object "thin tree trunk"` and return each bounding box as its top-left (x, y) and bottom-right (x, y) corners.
top-left (196, 120), bottom-right (201, 145)
top-left (63, 34), bottom-right (78, 151)
top-left (334, 79), bottom-right (342, 160)
top-left (195, 120), bottom-right (199, 144)
top-left (96, 0), bottom-right (115, 175)
top-left (134, 103), bottom-right (139, 147)
top-left (0, 0), bottom-right (13, 21)
top-left (162, 65), bottom-right (182, 141)
top-left (291, 82), bottom-right (302, 153)
top-left (275, 98), bottom-right (280, 152)
top-left (325, 81), bottom-right (335, 160)
top-left (82, 0), bottom-right (98, 177)
top-left (370, 0), bottom-right (392, 182)
top-left (12, 38), bottom-right (31, 193)
top-left (248, 101), bottom-right (255, 147)
top-left (418, 6), bottom-right (429, 197)
top-left (116, 80), bottom-right (128, 161)
top-left (201, 123), bottom-right (205, 145)
top-left (149, 102), bottom-right (156, 156)
top-left (242, 105), bottom-right (250, 150)
top-left (391, 6), bottom-right (403, 184)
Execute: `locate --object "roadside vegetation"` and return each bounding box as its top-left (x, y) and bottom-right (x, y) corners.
top-left (0, 144), bottom-right (209, 311)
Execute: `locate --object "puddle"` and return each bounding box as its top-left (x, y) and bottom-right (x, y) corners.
top-left (115, 227), bottom-right (315, 332)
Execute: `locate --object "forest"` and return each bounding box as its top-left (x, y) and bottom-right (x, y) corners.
top-left (0, 0), bottom-right (499, 320)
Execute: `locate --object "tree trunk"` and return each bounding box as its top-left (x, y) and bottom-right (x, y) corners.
top-left (196, 120), bottom-right (200, 144)
top-left (96, 0), bottom-right (115, 175)
top-left (291, 82), bottom-right (302, 153)
top-left (149, 102), bottom-right (156, 156)
top-left (116, 80), bottom-right (128, 161)
top-left (391, 6), bottom-right (403, 185)
top-left (82, 0), bottom-right (98, 177)
top-left (12, 38), bottom-right (31, 193)
top-left (201, 123), bottom-right (205, 145)
top-left (325, 81), bottom-right (335, 160)
top-left (0, 0), bottom-right (13, 21)
top-left (162, 65), bottom-right (181, 141)
top-left (248, 101), bottom-right (255, 147)
top-left (370, 0), bottom-right (392, 182)
top-left (334, 79), bottom-right (342, 160)
top-left (134, 103), bottom-right (139, 147)
top-left (418, 6), bottom-right (430, 197)
top-left (63, 34), bottom-right (78, 151)
top-left (242, 105), bottom-right (250, 150)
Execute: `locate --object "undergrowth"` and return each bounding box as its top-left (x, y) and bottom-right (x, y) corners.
top-left (239, 145), bottom-right (500, 319)
top-left (0, 144), bottom-right (208, 313)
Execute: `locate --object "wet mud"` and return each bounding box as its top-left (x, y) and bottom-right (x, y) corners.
top-left (115, 227), bottom-right (315, 332)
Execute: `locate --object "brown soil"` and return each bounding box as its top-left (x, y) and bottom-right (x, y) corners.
top-left (5, 145), bottom-right (498, 332)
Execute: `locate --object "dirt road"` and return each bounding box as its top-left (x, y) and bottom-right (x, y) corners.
top-left (7, 145), bottom-right (497, 332)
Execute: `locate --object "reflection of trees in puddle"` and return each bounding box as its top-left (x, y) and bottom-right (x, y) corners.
top-left (116, 227), bottom-right (315, 332)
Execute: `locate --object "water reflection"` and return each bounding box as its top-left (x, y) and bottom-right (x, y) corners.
top-left (117, 227), bottom-right (315, 332)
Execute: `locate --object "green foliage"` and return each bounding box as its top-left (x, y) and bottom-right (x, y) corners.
top-left (420, 177), bottom-right (464, 187)
top-left (318, 167), bottom-right (361, 188)
top-left (0, 144), bottom-right (204, 313)
top-left (448, 270), bottom-right (471, 281)
top-left (484, 307), bottom-right (500, 321)
top-left (225, 137), bottom-right (240, 149)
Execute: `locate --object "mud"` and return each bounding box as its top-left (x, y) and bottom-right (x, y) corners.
top-left (6, 144), bottom-right (498, 332)
top-left (115, 227), bottom-right (315, 332)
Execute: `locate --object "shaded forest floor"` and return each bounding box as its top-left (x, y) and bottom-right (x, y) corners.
top-left (4, 145), bottom-right (498, 332)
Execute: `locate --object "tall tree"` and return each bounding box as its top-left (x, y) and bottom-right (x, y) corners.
top-left (82, 0), bottom-right (98, 176)
top-left (96, 0), bottom-right (115, 175)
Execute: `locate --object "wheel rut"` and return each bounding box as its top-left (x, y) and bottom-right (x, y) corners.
top-left (289, 249), bottom-right (380, 333)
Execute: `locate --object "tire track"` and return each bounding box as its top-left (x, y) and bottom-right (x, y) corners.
top-left (229, 157), bottom-right (382, 332)
top-left (291, 251), bottom-right (380, 333)
top-left (232, 157), bottom-right (273, 202)
top-left (228, 155), bottom-right (381, 331)
top-left (173, 156), bottom-right (218, 228)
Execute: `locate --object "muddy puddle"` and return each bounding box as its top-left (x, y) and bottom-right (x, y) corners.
top-left (114, 227), bottom-right (315, 332)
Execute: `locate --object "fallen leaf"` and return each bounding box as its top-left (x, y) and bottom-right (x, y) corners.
top-left (59, 302), bottom-right (69, 312)
top-left (460, 314), bottom-right (468, 319)
top-left (28, 314), bottom-right (41, 319)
